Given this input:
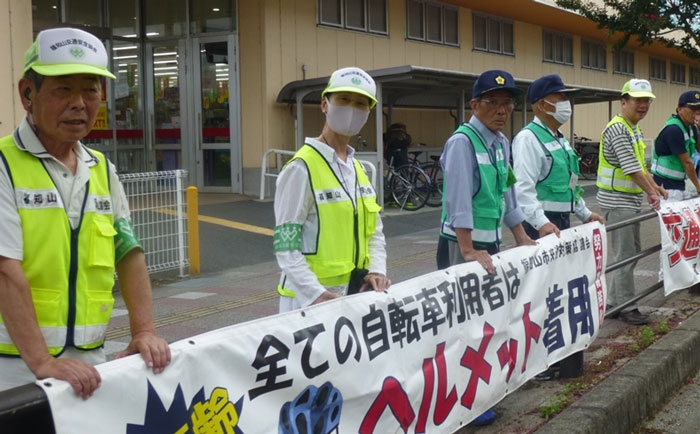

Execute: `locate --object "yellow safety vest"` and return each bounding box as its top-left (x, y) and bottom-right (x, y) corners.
top-left (596, 115), bottom-right (645, 194)
top-left (0, 133), bottom-right (116, 356)
top-left (278, 145), bottom-right (380, 297)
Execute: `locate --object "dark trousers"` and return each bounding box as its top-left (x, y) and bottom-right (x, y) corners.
top-left (436, 236), bottom-right (498, 270)
top-left (522, 211), bottom-right (571, 240)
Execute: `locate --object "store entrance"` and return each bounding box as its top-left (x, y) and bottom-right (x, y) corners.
top-left (144, 35), bottom-right (241, 192)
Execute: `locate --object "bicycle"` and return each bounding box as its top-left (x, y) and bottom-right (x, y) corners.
top-left (573, 135), bottom-right (599, 180)
top-left (383, 156), bottom-right (431, 211)
top-left (407, 149), bottom-right (443, 207)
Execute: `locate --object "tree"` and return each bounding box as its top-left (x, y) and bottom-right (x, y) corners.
top-left (555, 0), bottom-right (700, 62)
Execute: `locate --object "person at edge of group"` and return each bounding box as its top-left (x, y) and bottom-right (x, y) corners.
top-left (596, 79), bottom-right (668, 326)
top-left (512, 74), bottom-right (605, 381)
top-left (0, 27), bottom-right (171, 399)
top-left (650, 90), bottom-right (700, 285)
top-left (651, 90), bottom-right (700, 199)
top-left (438, 69), bottom-right (536, 426)
top-left (273, 66), bottom-right (391, 313)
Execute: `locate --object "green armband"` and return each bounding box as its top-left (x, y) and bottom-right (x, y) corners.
top-left (114, 218), bottom-right (143, 263)
top-left (273, 223), bottom-right (302, 252)
top-left (507, 167), bottom-right (517, 187)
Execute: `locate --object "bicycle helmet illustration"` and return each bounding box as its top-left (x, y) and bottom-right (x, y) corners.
top-left (278, 382), bottom-right (343, 434)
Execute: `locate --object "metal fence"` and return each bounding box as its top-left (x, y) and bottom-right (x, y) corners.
top-left (259, 148), bottom-right (378, 200)
top-left (118, 170), bottom-right (189, 277)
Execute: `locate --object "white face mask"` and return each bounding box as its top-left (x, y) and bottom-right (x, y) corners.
top-left (325, 101), bottom-right (370, 137)
top-left (544, 99), bottom-right (572, 124)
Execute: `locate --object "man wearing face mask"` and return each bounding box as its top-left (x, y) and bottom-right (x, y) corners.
top-left (513, 74), bottom-right (604, 240)
top-left (512, 74), bottom-right (604, 380)
top-left (273, 67), bottom-right (390, 313)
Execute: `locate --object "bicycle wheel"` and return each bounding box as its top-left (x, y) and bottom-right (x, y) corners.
top-left (390, 164), bottom-right (430, 211)
top-left (421, 162), bottom-right (444, 207)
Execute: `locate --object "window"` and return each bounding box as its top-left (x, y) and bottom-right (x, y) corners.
top-left (406, 0), bottom-right (459, 46)
top-left (613, 50), bottom-right (634, 75)
top-left (543, 30), bottom-right (573, 65)
top-left (581, 39), bottom-right (607, 71)
top-left (318, 0), bottom-right (388, 34)
top-left (473, 13), bottom-right (514, 55)
top-left (691, 66), bottom-right (700, 86)
top-left (671, 62), bottom-right (686, 84)
top-left (649, 57), bottom-right (666, 81)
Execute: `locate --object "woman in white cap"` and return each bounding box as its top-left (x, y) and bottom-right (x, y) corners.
top-left (273, 67), bottom-right (391, 313)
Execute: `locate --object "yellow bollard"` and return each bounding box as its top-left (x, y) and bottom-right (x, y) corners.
top-left (186, 186), bottom-right (201, 275)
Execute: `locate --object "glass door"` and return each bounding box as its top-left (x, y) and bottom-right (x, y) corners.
top-left (145, 41), bottom-right (188, 172)
top-left (192, 34), bottom-right (241, 192)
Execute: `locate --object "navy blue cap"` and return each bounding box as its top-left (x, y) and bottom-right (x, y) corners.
top-left (526, 74), bottom-right (580, 104)
top-left (678, 90), bottom-right (700, 107)
top-left (472, 69), bottom-right (523, 99)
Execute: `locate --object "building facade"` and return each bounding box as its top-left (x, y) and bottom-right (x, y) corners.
top-left (1, 0), bottom-right (697, 195)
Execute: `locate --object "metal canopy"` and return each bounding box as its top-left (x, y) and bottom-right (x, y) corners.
top-left (276, 64), bottom-right (621, 109)
top-left (276, 64), bottom-right (619, 207)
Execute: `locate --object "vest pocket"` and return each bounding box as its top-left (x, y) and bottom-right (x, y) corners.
top-left (30, 287), bottom-right (62, 327)
top-left (85, 293), bottom-right (115, 328)
top-left (89, 218), bottom-right (117, 267)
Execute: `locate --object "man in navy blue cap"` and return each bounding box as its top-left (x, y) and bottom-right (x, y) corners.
top-left (438, 70), bottom-right (535, 425)
top-left (650, 90), bottom-right (700, 200)
top-left (512, 74), bottom-right (604, 380)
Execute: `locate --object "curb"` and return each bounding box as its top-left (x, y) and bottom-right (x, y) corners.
top-left (536, 310), bottom-right (700, 434)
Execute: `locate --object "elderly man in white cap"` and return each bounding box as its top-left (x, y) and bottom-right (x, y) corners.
top-left (0, 28), bottom-right (171, 399)
top-left (274, 66), bottom-right (390, 313)
top-left (597, 79), bottom-right (668, 325)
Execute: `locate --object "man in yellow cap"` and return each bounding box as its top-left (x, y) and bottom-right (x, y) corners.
top-left (274, 66), bottom-right (390, 313)
top-left (0, 27), bottom-right (170, 399)
top-left (596, 79), bottom-right (667, 325)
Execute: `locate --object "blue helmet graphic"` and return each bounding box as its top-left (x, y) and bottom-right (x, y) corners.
top-left (279, 382), bottom-right (342, 434)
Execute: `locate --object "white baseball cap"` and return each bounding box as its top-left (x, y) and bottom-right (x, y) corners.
top-left (321, 67), bottom-right (377, 108)
top-left (23, 27), bottom-right (116, 79)
top-left (621, 79), bottom-right (655, 99)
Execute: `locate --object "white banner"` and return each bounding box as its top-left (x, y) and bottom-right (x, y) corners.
top-left (659, 197), bottom-right (700, 295)
top-left (41, 223), bottom-right (607, 434)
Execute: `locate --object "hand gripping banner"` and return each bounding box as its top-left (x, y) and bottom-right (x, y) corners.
top-left (41, 222), bottom-right (607, 434)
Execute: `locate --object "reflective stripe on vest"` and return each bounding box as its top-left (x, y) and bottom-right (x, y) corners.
top-left (596, 115), bottom-right (645, 194)
top-left (524, 122), bottom-right (578, 213)
top-left (651, 115), bottom-right (695, 181)
top-left (277, 145), bottom-right (380, 297)
top-left (0, 133), bottom-right (115, 355)
top-left (441, 123), bottom-right (507, 244)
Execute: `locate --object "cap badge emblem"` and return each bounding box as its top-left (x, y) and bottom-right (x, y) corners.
top-left (495, 75), bottom-right (505, 85)
top-left (70, 47), bottom-right (85, 59)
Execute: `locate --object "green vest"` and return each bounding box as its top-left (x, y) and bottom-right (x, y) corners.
top-left (596, 115), bottom-right (646, 194)
top-left (651, 115), bottom-right (695, 181)
top-left (0, 134), bottom-right (116, 356)
top-left (278, 145), bottom-right (380, 297)
top-left (524, 122), bottom-right (580, 213)
top-left (441, 123), bottom-right (507, 244)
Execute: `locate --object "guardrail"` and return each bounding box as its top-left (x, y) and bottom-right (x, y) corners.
top-left (119, 170), bottom-right (190, 277)
top-left (259, 149), bottom-right (295, 200)
top-left (0, 210), bottom-right (666, 433)
top-left (259, 149), bottom-right (378, 200)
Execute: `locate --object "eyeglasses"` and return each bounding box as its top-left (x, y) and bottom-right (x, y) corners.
top-left (479, 98), bottom-right (516, 110)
